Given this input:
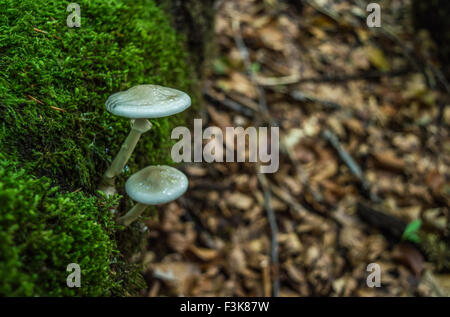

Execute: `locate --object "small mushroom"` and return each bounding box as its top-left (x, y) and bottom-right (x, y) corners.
top-left (99, 85), bottom-right (191, 195)
top-left (118, 165), bottom-right (188, 226)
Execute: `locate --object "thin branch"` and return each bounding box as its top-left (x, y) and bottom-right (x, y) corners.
top-left (257, 173), bottom-right (280, 297)
top-left (269, 180), bottom-right (346, 227)
top-left (255, 73), bottom-right (301, 86)
top-left (322, 129), bottom-right (381, 202)
top-left (233, 18), bottom-right (279, 297)
top-left (256, 68), bottom-right (411, 86)
top-left (232, 19), bottom-right (269, 116)
top-left (294, 68), bottom-right (411, 84)
top-left (289, 90), bottom-right (341, 110)
top-left (203, 88), bottom-right (255, 117)
top-left (269, 183), bottom-right (308, 219)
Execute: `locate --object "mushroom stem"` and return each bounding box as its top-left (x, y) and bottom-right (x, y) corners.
top-left (117, 202), bottom-right (148, 226)
top-left (101, 118), bottom-right (152, 189)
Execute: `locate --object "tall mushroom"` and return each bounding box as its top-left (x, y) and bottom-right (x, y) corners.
top-left (118, 165), bottom-right (188, 226)
top-left (99, 85), bottom-right (191, 195)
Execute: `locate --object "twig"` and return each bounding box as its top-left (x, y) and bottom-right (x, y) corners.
top-left (322, 130), bottom-right (364, 180)
top-left (302, 0), bottom-right (341, 24)
top-left (232, 19), bottom-right (269, 117)
top-left (26, 94), bottom-right (66, 112)
top-left (203, 88), bottom-right (255, 117)
top-left (289, 90), bottom-right (341, 110)
top-left (225, 90), bottom-right (260, 112)
top-left (26, 94), bottom-right (44, 105)
top-left (269, 183), bottom-right (308, 219)
top-left (322, 129), bottom-right (380, 202)
top-left (270, 181), bottom-right (345, 226)
top-left (294, 68), bottom-right (411, 84)
top-left (255, 73), bottom-right (301, 86)
top-left (255, 68), bottom-right (411, 86)
top-left (257, 173), bottom-right (280, 297)
top-left (233, 18), bottom-right (279, 297)
top-left (50, 106), bottom-right (66, 112)
top-left (33, 27), bottom-right (48, 34)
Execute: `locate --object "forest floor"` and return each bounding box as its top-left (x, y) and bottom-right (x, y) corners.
top-left (141, 0), bottom-right (449, 296)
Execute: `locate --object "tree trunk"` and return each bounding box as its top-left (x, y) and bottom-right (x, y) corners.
top-left (158, 0), bottom-right (217, 79)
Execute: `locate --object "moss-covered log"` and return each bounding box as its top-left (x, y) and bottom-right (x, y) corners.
top-left (0, 0), bottom-right (213, 296)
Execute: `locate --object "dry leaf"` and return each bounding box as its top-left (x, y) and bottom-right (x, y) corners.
top-left (392, 243), bottom-right (424, 276)
top-left (151, 262), bottom-right (201, 295)
top-left (278, 232), bottom-right (303, 254)
top-left (259, 22), bottom-right (284, 51)
top-left (227, 192), bottom-right (254, 210)
top-left (228, 245), bottom-right (247, 274)
top-left (186, 165), bottom-right (208, 177)
top-left (217, 72), bottom-right (257, 99)
top-left (189, 245), bottom-right (219, 261)
top-left (372, 150), bottom-right (405, 172)
top-left (366, 45), bottom-right (390, 71)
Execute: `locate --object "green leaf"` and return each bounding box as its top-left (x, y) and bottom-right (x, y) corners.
top-left (402, 219), bottom-right (422, 243)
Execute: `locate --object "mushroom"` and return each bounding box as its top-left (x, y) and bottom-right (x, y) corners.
top-left (118, 165), bottom-right (188, 226)
top-left (99, 85), bottom-right (191, 195)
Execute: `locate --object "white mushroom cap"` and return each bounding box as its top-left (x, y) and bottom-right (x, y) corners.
top-left (106, 84), bottom-right (191, 119)
top-left (125, 165), bottom-right (188, 205)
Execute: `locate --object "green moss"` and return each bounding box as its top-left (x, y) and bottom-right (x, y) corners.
top-left (0, 0), bottom-right (193, 191)
top-left (0, 155), bottom-right (122, 296)
top-left (0, 0), bottom-right (196, 296)
top-left (421, 232), bottom-right (450, 272)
